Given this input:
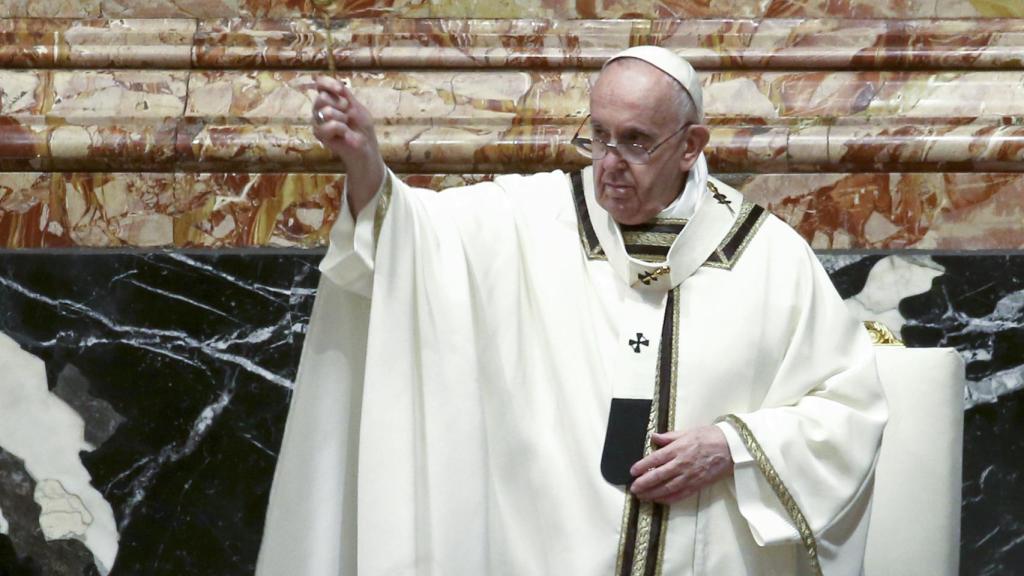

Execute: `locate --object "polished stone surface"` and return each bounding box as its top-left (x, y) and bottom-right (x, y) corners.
top-left (0, 251), bottom-right (1019, 574)
top-left (3, 171), bottom-right (1024, 250)
top-left (0, 0), bottom-right (1019, 19)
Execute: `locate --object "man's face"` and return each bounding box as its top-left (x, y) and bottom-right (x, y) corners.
top-left (589, 60), bottom-right (707, 225)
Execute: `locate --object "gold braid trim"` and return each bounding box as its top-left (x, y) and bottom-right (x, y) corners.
top-left (716, 415), bottom-right (823, 576)
top-left (629, 341), bottom-right (664, 576)
top-left (652, 288), bottom-right (681, 575)
top-left (622, 230), bottom-right (680, 247)
top-left (702, 202), bottom-right (768, 271)
top-left (372, 172), bottom-right (394, 247)
top-left (615, 494), bottom-right (633, 576)
top-left (631, 501), bottom-right (656, 576)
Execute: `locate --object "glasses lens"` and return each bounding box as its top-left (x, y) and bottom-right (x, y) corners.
top-left (573, 138), bottom-right (652, 165)
top-left (571, 137), bottom-right (594, 158)
top-left (619, 145), bottom-right (650, 165)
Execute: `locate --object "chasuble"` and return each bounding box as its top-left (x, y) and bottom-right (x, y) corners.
top-left (257, 163), bottom-right (887, 576)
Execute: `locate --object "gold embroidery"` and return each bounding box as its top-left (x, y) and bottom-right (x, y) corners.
top-left (569, 172), bottom-right (607, 261)
top-left (864, 320), bottom-right (904, 346)
top-left (615, 494), bottom-right (634, 576)
top-left (623, 230), bottom-right (679, 248)
top-left (631, 500), bottom-right (655, 576)
top-left (635, 266), bottom-right (671, 286)
top-left (652, 288), bottom-right (681, 575)
top-left (622, 288), bottom-right (680, 576)
top-left (703, 201), bottom-right (768, 271)
top-left (716, 415), bottom-right (823, 576)
top-left (372, 172), bottom-right (393, 247)
top-left (653, 217), bottom-right (688, 226)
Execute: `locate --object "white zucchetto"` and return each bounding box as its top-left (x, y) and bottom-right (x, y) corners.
top-left (604, 46), bottom-right (704, 123)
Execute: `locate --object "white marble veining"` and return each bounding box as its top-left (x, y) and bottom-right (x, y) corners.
top-left (111, 380), bottom-right (236, 532)
top-left (947, 289), bottom-right (1024, 406)
top-left (0, 272), bottom-right (295, 389)
top-left (844, 255), bottom-right (946, 338)
top-left (0, 333), bottom-right (119, 575)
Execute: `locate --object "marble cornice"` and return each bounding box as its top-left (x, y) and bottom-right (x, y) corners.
top-left (3, 69), bottom-right (1024, 173)
top-left (1, 0), bottom-right (1022, 19)
top-left (3, 17), bottom-right (1024, 71)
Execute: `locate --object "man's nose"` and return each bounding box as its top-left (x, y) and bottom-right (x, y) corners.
top-left (599, 145), bottom-right (628, 171)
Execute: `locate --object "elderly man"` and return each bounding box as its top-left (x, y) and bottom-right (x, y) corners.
top-left (258, 47), bottom-right (887, 576)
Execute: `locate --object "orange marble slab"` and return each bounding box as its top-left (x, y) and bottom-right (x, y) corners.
top-left (192, 18), bottom-right (645, 70)
top-left (5, 68), bottom-right (1024, 173)
top-left (2, 0), bottom-right (1018, 18)
top-left (736, 172), bottom-right (1024, 249)
top-left (0, 69), bottom-right (187, 171)
top-left (6, 17), bottom-right (1022, 70)
top-left (0, 18), bottom-right (195, 69)
top-left (2, 171), bottom-right (1021, 249)
top-left (0, 172), bottom-right (498, 248)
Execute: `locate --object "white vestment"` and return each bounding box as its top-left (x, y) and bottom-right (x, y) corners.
top-left (257, 164), bottom-right (887, 576)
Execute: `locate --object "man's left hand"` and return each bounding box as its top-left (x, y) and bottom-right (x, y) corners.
top-left (629, 425), bottom-right (734, 504)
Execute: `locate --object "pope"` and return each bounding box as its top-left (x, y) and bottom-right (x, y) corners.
top-left (258, 46), bottom-right (887, 576)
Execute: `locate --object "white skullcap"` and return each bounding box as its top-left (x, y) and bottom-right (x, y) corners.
top-left (604, 46), bottom-right (704, 123)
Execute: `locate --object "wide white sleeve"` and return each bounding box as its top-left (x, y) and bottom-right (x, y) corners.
top-left (715, 239), bottom-right (887, 573)
top-left (317, 171), bottom-right (391, 298)
top-left (715, 421), bottom-right (801, 544)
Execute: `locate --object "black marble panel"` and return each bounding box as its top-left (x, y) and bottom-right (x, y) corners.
top-left (0, 252), bottom-right (321, 576)
top-left (0, 252), bottom-right (1019, 576)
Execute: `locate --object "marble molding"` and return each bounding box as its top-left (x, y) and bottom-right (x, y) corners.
top-left (2, 171), bottom-right (1024, 249)
top-left (0, 18), bottom-right (194, 69)
top-left (0, 252), bottom-right (1020, 574)
top-left (4, 69), bottom-right (1024, 172)
top-left (6, 18), bottom-right (1024, 71)
top-left (1, 0), bottom-right (1023, 19)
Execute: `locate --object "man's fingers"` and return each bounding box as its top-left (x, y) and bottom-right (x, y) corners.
top-left (630, 457), bottom-right (681, 493)
top-left (630, 444), bottom-right (677, 478)
top-left (318, 120), bottom-right (356, 143)
top-left (317, 107), bottom-right (349, 126)
top-left (651, 431), bottom-right (681, 446)
top-left (636, 472), bottom-right (690, 501)
top-left (315, 75), bottom-right (349, 97)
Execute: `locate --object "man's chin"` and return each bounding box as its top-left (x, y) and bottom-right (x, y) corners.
top-left (600, 202), bottom-right (644, 226)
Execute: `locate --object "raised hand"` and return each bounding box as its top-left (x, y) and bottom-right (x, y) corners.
top-left (313, 76), bottom-right (387, 216)
top-left (628, 425), bottom-right (734, 504)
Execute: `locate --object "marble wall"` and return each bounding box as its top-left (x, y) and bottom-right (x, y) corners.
top-left (0, 1), bottom-right (1022, 574)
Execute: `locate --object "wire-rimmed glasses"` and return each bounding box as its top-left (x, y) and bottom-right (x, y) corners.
top-left (570, 114), bottom-right (691, 165)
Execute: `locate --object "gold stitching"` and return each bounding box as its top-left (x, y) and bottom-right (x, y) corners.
top-left (702, 201), bottom-right (768, 271)
top-left (372, 172), bottom-right (393, 247)
top-left (716, 415), bottom-right (823, 576)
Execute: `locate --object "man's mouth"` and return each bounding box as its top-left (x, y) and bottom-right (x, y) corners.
top-left (602, 183), bottom-right (633, 198)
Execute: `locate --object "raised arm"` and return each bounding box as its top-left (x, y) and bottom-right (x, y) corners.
top-left (313, 76), bottom-right (387, 217)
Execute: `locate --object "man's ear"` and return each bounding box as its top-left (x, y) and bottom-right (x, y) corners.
top-left (677, 124), bottom-right (711, 172)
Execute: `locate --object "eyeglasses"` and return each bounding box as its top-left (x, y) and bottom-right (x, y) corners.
top-left (571, 114), bottom-right (691, 165)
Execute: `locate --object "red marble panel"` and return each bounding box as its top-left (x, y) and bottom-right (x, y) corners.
top-left (0, 172), bottom-right (69, 247)
top-left (1, 171), bottom-right (1020, 248)
top-left (737, 172), bottom-right (1024, 249)
top-left (0, 171), bottom-right (498, 248)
